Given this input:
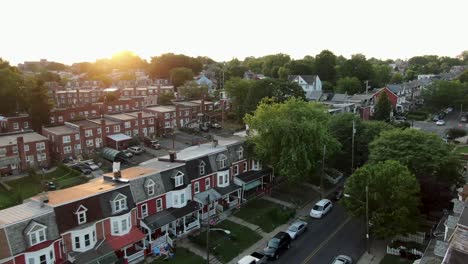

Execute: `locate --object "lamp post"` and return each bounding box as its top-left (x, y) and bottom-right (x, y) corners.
top-left (344, 184), bottom-right (370, 254)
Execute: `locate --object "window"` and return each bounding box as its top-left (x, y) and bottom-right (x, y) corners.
top-left (113, 194), bottom-right (127, 213)
top-left (85, 130), bottom-right (93, 137)
top-left (199, 160), bottom-right (205, 175)
top-left (164, 121), bottom-right (171, 128)
top-left (24, 122), bottom-right (29, 128)
top-left (37, 153), bottom-right (46, 161)
top-left (234, 165), bottom-right (239, 176)
top-left (63, 135), bottom-right (71, 143)
top-left (13, 122), bottom-right (19, 130)
top-left (216, 154), bottom-right (227, 169)
top-left (194, 182), bottom-right (200, 194)
top-left (28, 224), bottom-right (47, 246)
top-left (58, 116), bottom-right (63, 122)
top-left (114, 125), bottom-right (120, 132)
top-left (205, 178), bottom-right (210, 189)
top-left (124, 121), bottom-right (131, 128)
top-left (141, 204), bottom-right (148, 217)
top-left (86, 139), bottom-right (93, 147)
top-left (164, 113), bottom-right (171, 119)
top-left (106, 127), bottom-right (110, 133)
top-left (50, 117), bottom-right (55, 123)
top-left (64, 146), bottom-right (72, 154)
top-left (141, 119), bottom-right (145, 125)
top-left (75, 144), bottom-right (81, 150)
top-left (71, 225), bottom-right (97, 252)
top-left (174, 171), bottom-right (184, 187)
top-left (237, 147), bottom-right (244, 159)
top-left (181, 193), bottom-right (185, 204)
top-left (0, 148), bottom-right (6, 157)
top-left (110, 213), bottom-right (131, 235)
top-left (75, 134), bottom-right (80, 140)
top-left (24, 144), bottom-right (29, 152)
top-left (97, 128), bottom-right (101, 134)
top-left (185, 110), bottom-right (189, 116)
top-left (134, 120), bottom-right (138, 127)
top-left (252, 160), bottom-right (261, 170)
top-left (149, 127), bottom-right (154, 133)
top-left (75, 236), bottom-right (80, 249)
top-left (156, 198), bottom-right (163, 212)
top-left (12, 146), bottom-right (18, 154)
top-left (77, 211), bottom-right (86, 224)
top-left (84, 234), bottom-right (90, 247)
top-left (243, 161), bottom-right (248, 172)
top-left (149, 118), bottom-right (154, 124)
top-left (146, 180), bottom-right (155, 196)
top-left (36, 142), bottom-right (45, 150)
top-left (125, 131), bottom-right (132, 136)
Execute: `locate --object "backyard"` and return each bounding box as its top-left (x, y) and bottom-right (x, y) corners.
top-left (189, 220), bottom-right (261, 263)
top-left (454, 145), bottom-right (468, 155)
top-left (151, 247), bottom-right (204, 264)
top-left (234, 198), bottom-right (295, 232)
top-left (0, 165), bottom-right (86, 209)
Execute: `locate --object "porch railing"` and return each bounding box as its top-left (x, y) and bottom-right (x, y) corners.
top-left (185, 220), bottom-right (199, 231)
top-left (167, 234), bottom-right (174, 247)
top-left (127, 249), bottom-right (145, 263)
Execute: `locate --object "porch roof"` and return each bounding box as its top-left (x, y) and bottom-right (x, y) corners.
top-left (106, 227), bottom-right (146, 250)
top-left (235, 168), bottom-right (273, 184)
top-left (143, 200), bottom-right (200, 231)
top-left (195, 188), bottom-right (222, 204)
top-left (69, 240), bottom-right (117, 264)
top-left (215, 184), bottom-right (241, 196)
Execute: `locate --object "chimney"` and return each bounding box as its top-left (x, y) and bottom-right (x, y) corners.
top-left (138, 112), bottom-right (143, 136)
top-left (169, 150), bottom-right (177, 162)
top-left (112, 162), bottom-right (121, 179)
top-left (212, 139), bottom-right (218, 148)
top-left (17, 136), bottom-right (27, 171)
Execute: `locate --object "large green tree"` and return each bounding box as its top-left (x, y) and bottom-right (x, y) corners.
top-left (244, 98), bottom-right (339, 182)
top-left (459, 70), bottom-right (468, 83)
top-left (371, 64), bottom-right (392, 87)
top-left (339, 54), bottom-right (373, 82)
top-left (0, 59), bottom-right (24, 115)
top-left (373, 92), bottom-right (392, 121)
top-left (169, 67), bottom-right (194, 88)
top-left (315, 50), bottom-right (337, 83)
top-left (24, 79), bottom-right (52, 132)
top-left (335, 77), bottom-right (362, 94)
top-left (342, 160), bottom-right (422, 238)
top-left (149, 53), bottom-right (202, 79)
top-left (369, 129), bottom-right (463, 213)
top-left (422, 80), bottom-right (468, 111)
top-left (178, 81), bottom-right (208, 100)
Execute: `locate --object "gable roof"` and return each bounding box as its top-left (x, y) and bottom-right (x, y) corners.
top-left (306, 90), bottom-right (323, 101)
top-left (331, 93), bottom-right (349, 103)
top-left (288, 75), bottom-right (318, 84)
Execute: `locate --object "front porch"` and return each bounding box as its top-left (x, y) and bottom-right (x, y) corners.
top-left (107, 227), bottom-right (146, 264)
top-left (215, 185), bottom-right (242, 212)
top-left (234, 168), bottom-right (274, 199)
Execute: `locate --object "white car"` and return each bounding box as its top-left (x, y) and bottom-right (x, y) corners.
top-left (310, 199), bottom-right (332, 218)
top-left (286, 220), bottom-right (308, 239)
top-left (128, 146), bottom-right (144, 155)
top-left (436, 120), bottom-right (445, 126)
top-left (331, 255), bottom-right (352, 264)
top-left (83, 161), bottom-right (99, 171)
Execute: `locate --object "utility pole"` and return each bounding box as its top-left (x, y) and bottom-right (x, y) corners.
top-left (364, 80), bottom-right (370, 95)
top-left (351, 120), bottom-right (356, 172)
top-left (206, 195), bottom-right (211, 264)
top-left (320, 145), bottom-right (326, 199)
top-left (366, 185), bottom-right (370, 254)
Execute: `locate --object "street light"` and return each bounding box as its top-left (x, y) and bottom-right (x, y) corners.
top-left (344, 185), bottom-right (370, 254)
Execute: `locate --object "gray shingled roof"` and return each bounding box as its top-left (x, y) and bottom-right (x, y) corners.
top-left (129, 172), bottom-right (166, 203)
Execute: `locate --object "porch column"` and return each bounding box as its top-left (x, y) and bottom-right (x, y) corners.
top-left (124, 247), bottom-right (128, 257)
top-left (183, 216), bottom-right (186, 233)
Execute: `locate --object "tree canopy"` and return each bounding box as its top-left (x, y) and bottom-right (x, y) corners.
top-left (422, 80), bottom-right (468, 111)
top-left (178, 81), bottom-right (208, 100)
top-left (373, 92), bottom-right (392, 121)
top-left (169, 67), bottom-right (194, 88)
top-left (0, 59), bottom-right (24, 115)
top-left (149, 53), bottom-right (202, 79)
top-left (342, 160), bottom-right (422, 238)
top-left (335, 77), bottom-right (362, 94)
top-left (244, 98), bottom-right (339, 182)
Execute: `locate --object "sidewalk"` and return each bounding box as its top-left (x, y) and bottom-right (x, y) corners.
top-left (356, 239), bottom-right (388, 264)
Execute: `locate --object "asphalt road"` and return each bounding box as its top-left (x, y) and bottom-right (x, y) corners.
top-left (275, 205), bottom-right (366, 264)
top-left (413, 110), bottom-right (463, 137)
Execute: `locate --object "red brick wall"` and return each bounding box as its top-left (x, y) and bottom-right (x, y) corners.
top-left (62, 233), bottom-right (72, 253)
top-left (0, 228), bottom-right (11, 260)
top-left (138, 194), bottom-right (167, 218)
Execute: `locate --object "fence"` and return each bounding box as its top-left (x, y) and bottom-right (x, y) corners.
top-left (387, 246), bottom-right (423, 256)
top-left (395, 232), bottom-right (426, 245)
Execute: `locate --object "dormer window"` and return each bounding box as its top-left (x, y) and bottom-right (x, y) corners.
top-left (112, 193), bottom-right (127, 214)
top-left (216, 154), bottom-right (227, 169)
top-left (174, 171), bottom-right (184, 187)
top-left (26, 222), bottom-right (47, 246)
top-left (199, 160), bottom-right (206, 176)
top-left (145, 179), bottom-right (155, 196)
top-left (75, 205), bottom-right (88, 225)
top-left (237, 147), bottom-right (244, 160)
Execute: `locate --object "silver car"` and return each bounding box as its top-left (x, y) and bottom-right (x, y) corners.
top-left (286, 220), bottom-right (308, 239)
top-left (331, 255), bottom-right (352, 264)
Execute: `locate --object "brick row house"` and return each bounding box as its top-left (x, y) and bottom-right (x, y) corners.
top-left (0, 114), bottom-right (32, 133)
top-left (0, 135), bottom-right (273, 264)
top-left (0, 131), bottom-right (50, 175)
top-left (53, 90), bottom-right (105, 108)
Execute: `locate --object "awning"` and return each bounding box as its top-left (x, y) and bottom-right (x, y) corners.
top-left (106, 227), bottom-right (146, 250)
top-left (235, 168), bottom-right (273, 184)
top-left (244, 180), bottom-right (261, 191)
top-left (101, 147), bottom-right (122, 161)
top-left (107, 133), bottom-right (132, 142)
top-left (215, 185), bottom-right (241, 196)
top-left (142, 201), bottom-right (200, 231)
top-left (68, 240), bottom-right (117, 264)
top-left (0, 156), bottom-right (20, 167)
top-left (194, 189), bottom-right (222, 205)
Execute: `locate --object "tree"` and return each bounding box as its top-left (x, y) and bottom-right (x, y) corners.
top-left (25, 79), bottom-right (52, 132)
top-left (178, 81), bottom-right (208, 100)
top-left (369, 129), bottom-right (463, 213)
top-left (373, 92), bottom-right (392, 121)
top-left (389, 72), bottom-right (403, 84)
top-left (169, 67), bottom-right (194, 88)
top-left (0, 59), bottom-right (23, 115)
top-left (458, 70), bottom-right (468, 83)
top-left (335, 77), bottom-right (362, 94)
top-left (422, 80), bottom-right (468, 111)
top-left (261, 54), bottom-right (291, 78)
top-left (277, 66), bottom-right (290, 80)
top-left (315, 50), bottom-right (337, 83)
top-left (339, 54), bottom-right (373, 82)
top-left (148, 53), bottom-right (202, 79)
top-left (158, 93), bottom-right (175, 105)
top-left (342, 160), bottom-right (422, 238)
top-left (371, 64), bottom-right (392, 87)
top-left (244, 98), bottom-right (340, 182)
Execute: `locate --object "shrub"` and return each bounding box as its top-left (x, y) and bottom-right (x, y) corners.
top-left (447, 128), bottom-right (467, 139)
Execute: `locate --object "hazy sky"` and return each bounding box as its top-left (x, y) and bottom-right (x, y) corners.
top-left (1, 0), bottom-right (467, 65)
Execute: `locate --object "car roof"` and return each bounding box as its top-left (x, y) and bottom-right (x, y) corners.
top-left (316, 199), bottom-right (331, 206)
top-left (291, 220), bottom-right (307, 227)
top-left (274, 231), bottom-right (289, 239)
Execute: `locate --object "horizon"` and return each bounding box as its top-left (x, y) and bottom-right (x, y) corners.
top-left (1, 0), bottom-right (467, 65)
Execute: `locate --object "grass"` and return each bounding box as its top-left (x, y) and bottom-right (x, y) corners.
top-left (270, 182), bottom-right (319, 207)
top-left (0, 165), bottom-right (86, 209)
top-left (379, 254), bottom-right (414, 264)
top-left (234, 199), bottom-right (295, 232)
top-left (189, 220), bottom-right (261, 263)
top-left (151, 247), bottom-right (204, 264)
top-left (454, 145), bottom-right (468, 154)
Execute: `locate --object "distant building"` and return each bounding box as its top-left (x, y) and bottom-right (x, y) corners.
top-left (288, 75), bottom-right (322, 100)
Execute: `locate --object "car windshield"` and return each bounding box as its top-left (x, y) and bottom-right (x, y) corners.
top-left (288, 225), bottom-right (298, 232)
top-left (267, 238), bottom-right (280, 248)
top-left (313, 205), bottom-right (323, 211)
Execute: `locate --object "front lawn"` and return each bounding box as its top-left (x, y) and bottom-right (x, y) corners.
top-left (454, 145), bottom-right (468, 154)
top-left (270, 182), bottom-right (319, 207)
top-left (152, 247), bottom-right (204, 264)
top-left (189, 220), bottom-right (261, 263)
top-left (235, 199), bottom-right (295, 232)
top-left (379, 254), bottom-right (414, 264)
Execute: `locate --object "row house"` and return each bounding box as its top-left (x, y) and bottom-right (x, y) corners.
top-left (104, 112), bottom-right (157, 139)
top-left (144, 106), bottom-right (177, 136)
top-left (52, 89), bottom-right (104, 108)
top-left (50, 105), bottom-right (102, 125)
top-left (0, 201), bottom-right (63, 264)
top-left (102, 97), bottom-right (145, 114)
top-left (0, 131), bottom-right (50, 175)
top-left (0, 114), bottom-right (32, 133)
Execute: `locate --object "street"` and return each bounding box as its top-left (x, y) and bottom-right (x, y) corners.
top-left (275, 205), bottom-right (366, 264)
top-left (412, 109), bottom-right (464, 137)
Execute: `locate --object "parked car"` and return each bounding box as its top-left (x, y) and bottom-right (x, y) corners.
top-left (200, 125), bottom-right (209, 132)
top-left (128, 146), bottom-right (144, 155)
top-left (121, 150), bottom-right (134, 158)
top-left (71, 165), bottom-right (92, 175)
top-left (436, 120), bottom-right (445, 126)
top-left (432, 115), bottom-right (440, 122)
top-left (263, 232), bottom-right (291, 260)
top-left (394, 115), bottom-right (407, 121)
top-left (237, 252), bottom-right (267, 264)
top-left (286, 220), bottom-right (308, 239)
top-left (46, 181), bottom-right (56, 190)
top-left (334, 188), bottom-right (344, 201)
top-left (143, 137), bottom-right (162, 149)
top-left (83, 161), bottom-right (99, 171)
top-left (211, 123), bottom-right (222, 129)
top-left (331, 255), bottom-right (353, 264)
top-left (461, 116), bottom-right (468, 123)
top-left (310, 199), bottom-right (333, 218)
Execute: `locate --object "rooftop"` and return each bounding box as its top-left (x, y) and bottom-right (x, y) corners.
top-left (459, 200), bottom-right (468, 228)
top-left (159, 141), bottom-right (232, 161)
top-left (190, 100), bottom-right (214, 105)
top-left (0, 200), bottom-right (53, 227)
top-left (174, 101), bottom-right (199, 107)
top-left (70, 119), bottom-right (100, 128)
top-left (43, 125), bottom-right (76, 135)
top-left (139, 159), bottom-right (185, 172)
top-left (125, 111), bottom-right (155, 118)
top-left (0, 131), bottom-right (48, 146)
top-left (145, 106), bottom-right (176, 113)
top-left (106, 113), bottom-right (136, 121)
top-left (103, 167), bottom-right (156, 180)
top-left (88, 118), bottom-right (119, 125)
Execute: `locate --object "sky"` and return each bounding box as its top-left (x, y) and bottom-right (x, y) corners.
top-left (1, 0), bottom-right (467, 65)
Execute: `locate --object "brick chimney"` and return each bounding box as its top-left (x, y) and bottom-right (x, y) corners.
top-left (169, 150), bottom-right (177, 162)
top-left (100, 118), bottom-right (106, 143)
top-left (16, 136), bottom-right (27, 171)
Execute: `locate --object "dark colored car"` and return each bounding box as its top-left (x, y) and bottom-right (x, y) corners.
top-left (333, 188), bottom-right (344, 201)
top-left (71, 164), bottom-right (92, 175)
top-left (263, 231), bottom-right (292, 260)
